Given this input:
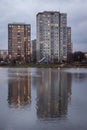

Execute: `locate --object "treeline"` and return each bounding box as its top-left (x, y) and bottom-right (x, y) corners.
top-left (67, 51), bottom-right (87, 63)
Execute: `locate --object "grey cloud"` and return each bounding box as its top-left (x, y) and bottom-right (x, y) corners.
top-left (0, 0), bottom-right (87, 52)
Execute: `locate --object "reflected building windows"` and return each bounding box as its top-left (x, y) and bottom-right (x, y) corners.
top-left (36, 69), bottom-right (72, 118)
top-left (8, 70), bottom-right (31, 108)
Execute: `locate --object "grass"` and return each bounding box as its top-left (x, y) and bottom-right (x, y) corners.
top-left (0, 62), bottom-right (87, 68)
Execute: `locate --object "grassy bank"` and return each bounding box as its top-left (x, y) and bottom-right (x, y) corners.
top-left (0, 62), bottom-right (87, 68)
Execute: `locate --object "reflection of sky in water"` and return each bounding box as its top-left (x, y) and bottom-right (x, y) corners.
top-left (62, 68), bottom-right (87, 74)
top-left (0, 68), bottom-right (40, 81)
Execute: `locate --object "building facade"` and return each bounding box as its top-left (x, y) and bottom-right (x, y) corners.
top-left (31, 39), bottom-right (36, 62)
top-left (8, 23), bottom-right (31, 62)
top-left (36, 11), bottom-right (70, 63)
top-left (84, 52), bottom-right (87, 59)
top-left (0, 50), bottom-right (8, 60)
top-left (67, 27), bottom-right (72, 54)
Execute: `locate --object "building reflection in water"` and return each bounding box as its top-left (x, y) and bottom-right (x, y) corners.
top-left (36, 68), bottom-right (72, 118)
top-left (8, 70), bottom-right (31, 108)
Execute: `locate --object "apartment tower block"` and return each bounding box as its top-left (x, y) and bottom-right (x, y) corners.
top-left (36, 11), bottom-right (71, 63)
top-left (8, 23), bottom-right (31, 62)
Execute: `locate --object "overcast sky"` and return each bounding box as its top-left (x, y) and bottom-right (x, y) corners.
top-left (0, 0), bottom-right (87, 52)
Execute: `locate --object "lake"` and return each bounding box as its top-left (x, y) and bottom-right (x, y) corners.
top-left (0, 68), bottom-right (87, 130)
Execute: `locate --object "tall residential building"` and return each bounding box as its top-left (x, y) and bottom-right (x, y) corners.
top-left (32, 39), bottom-right (36, 62)
top-left (36, 11), bottom-right (71, 63)
top-left (8, 23), bottom-right (31, 62)
top-left (67, 27), bottom-right (72, 54)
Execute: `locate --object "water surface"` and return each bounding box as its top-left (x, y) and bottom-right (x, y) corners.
top-left (0, 68), bottom-right (87, 130)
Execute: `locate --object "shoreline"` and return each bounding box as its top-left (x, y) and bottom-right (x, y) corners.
top-left (0, 63), bottom-right (87, 68)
